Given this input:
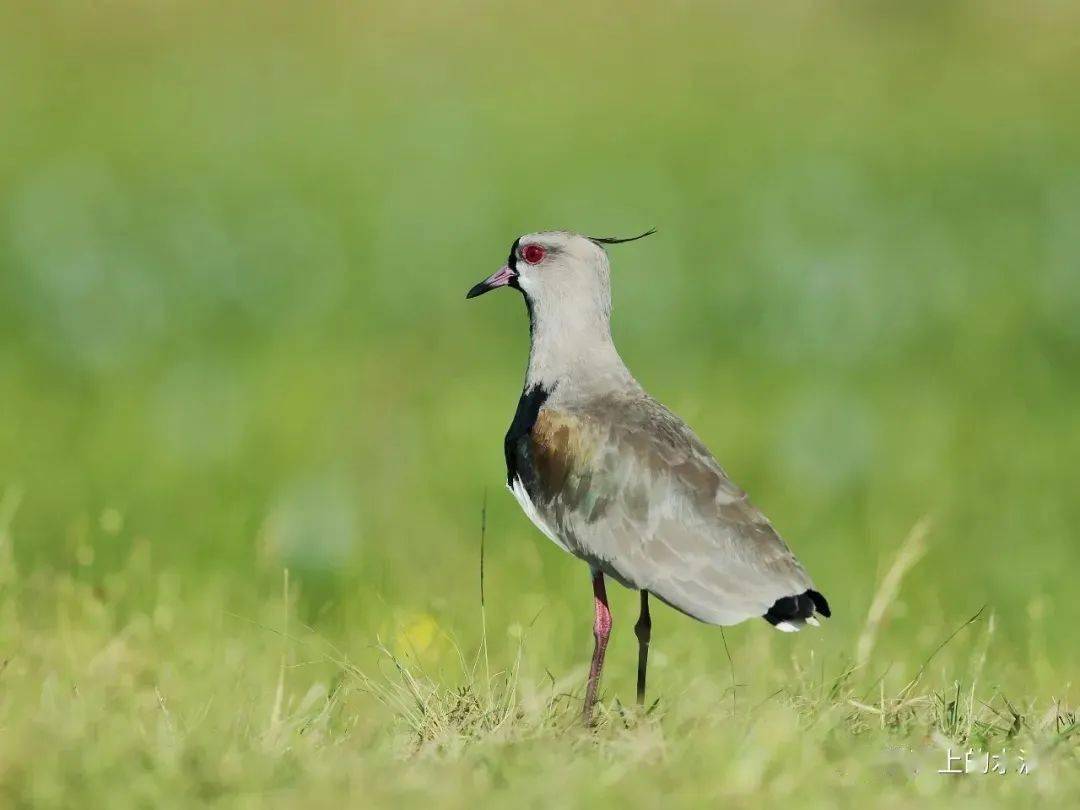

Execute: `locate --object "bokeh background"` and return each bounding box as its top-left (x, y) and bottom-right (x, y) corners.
top-left (1, 0), bottom-right (1079, 802)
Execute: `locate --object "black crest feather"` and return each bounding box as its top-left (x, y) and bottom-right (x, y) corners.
top-left (588, 228), bottom-right (657, 246)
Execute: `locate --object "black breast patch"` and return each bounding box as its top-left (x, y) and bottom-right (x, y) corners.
top-left (504, 384), bottom-right (551, 488)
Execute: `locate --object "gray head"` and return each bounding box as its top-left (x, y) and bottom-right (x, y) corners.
top-left (466, 229), bottom-right (654, 309)
top-left (467, 229), bottom-right (655, 392)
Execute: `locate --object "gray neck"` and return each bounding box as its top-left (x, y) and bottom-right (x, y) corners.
top-left (523, 294), bottom-right (637, 398)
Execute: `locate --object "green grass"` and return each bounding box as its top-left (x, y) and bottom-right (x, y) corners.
top-left (1, 1), bottom-right (1080, 806)
top-left (0, 512), bottom-right (1076, 807)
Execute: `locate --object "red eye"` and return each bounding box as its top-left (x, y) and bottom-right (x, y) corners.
top-left (522, 244), bottom-right (545, 264)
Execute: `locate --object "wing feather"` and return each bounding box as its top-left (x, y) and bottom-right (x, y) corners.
top-left (523, 394), bottom-right (822, 626)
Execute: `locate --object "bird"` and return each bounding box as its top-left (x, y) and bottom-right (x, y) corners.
top-left (466, 229), bottom-right (830, 724)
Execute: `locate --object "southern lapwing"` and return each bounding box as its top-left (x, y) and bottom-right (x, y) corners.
top-left (467, 230), bottom-right (831, 723)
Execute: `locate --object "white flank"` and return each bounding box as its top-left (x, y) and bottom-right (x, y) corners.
top-left (774, 621), bottom-right (800, 633)
top-left (509, 478), bottom-right (570, 552)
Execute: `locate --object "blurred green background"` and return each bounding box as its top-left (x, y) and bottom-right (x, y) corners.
top-left (1, 0), bottom-right (1079, 741)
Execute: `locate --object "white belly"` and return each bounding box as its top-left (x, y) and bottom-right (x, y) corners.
top-left (508, 478), bottom-right (572, 553)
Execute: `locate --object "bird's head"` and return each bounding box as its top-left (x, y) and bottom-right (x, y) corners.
top-left (466, 230), bottom-right (655, 316)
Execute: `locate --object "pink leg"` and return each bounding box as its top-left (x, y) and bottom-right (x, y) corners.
top-left (583, 569), bottom-right (612, 725)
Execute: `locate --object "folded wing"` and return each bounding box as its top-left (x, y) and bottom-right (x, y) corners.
top-left (522, 395), bottom-right (829, 628)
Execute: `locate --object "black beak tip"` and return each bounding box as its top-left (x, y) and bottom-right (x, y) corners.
top-left (465, 282), bottom-right (489, 300)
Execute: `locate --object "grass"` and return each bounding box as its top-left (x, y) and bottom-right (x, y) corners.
top-left (2, 1), bottom-right (1080, 806)
top-left (0, 501), bottom-right (1076, 807)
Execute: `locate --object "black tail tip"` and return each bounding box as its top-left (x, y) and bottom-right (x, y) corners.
top-left (763, 589), bottom-right (831, 626)
top-left (807, 589), bottom-right (831, 618)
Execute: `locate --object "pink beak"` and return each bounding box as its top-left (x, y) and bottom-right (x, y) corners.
top-left (466, 265), bottom-right (517, 299)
